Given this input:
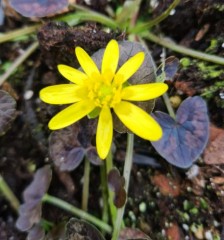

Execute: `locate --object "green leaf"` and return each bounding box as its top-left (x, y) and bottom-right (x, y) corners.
top-left (115, 0), bottom-right (141, 28)
top-left (88, 107), bottom-right (101, 119)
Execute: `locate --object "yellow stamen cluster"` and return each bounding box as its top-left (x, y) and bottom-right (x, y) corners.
top-left (87, 75), bottom-right (122, 108)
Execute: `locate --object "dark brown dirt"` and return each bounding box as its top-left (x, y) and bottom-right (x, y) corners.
top-left (0, 0), bottom-right (224, 239)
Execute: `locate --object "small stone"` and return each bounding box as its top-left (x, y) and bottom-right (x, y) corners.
top-left (139, 202), bottom-right (147, 213)
top-left (182, 224), bottom-right (189, 231)
top-left (24, 90), bottom-right (34, 100)
top-left (170, 95), bottom-right (182, 108)
top-left (170, 9), bottom-right (176, 15)
top-left (205, 230), bottom-right (213, 240)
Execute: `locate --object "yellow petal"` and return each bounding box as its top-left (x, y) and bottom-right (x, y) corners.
top-left (48, 100), bottom-right (95, 130)
top-left (114, 52), bottom-right (145, 84)
top-left (121, 83), bottom-right (168, 101)
top-left (101, 40), bottom-right (119, 82)
top-left (114, 101), bottom-right (162, 141)
top-left (96, 107), bottom-right (113, 159)
top-left (40, 84), bottom-right (87, 104)
top-left (57, 64), bottom-right (88, 85)
top-left (75, 47), bottom-right (101, 78)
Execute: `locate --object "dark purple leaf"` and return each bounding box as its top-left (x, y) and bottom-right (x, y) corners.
top-left (65, 147), bottom-right (85, 171)
top-left (9, 0), bottom-right (68, 18)
top-left (50, 136), bottom-right (85, 171)
top-left (77, 117), bottom-right (97, 148)
top-left (16, 202), bottom-right (42, 231)
top-left (108, 168), bottom-right (125, 193)
top-left (49, 126), bottom-right (84, 171)
top-left (0, 90), bottom-right (16, 136)
top-left (108, 168), bottom-right (126, 208)
top-left (151, 96), bottom-right (209, 168)
top-left (24, 165), bottom-right (52, 202)
top-left (66, 218), bottom-right (105, 240)
top-left (114, 188), bottom-right (127, 209)
top-left (27, 224), bottom-right (45, 240)
top-left (86, 147), bottom-right (102, 166)
top-left (49, 122), bottom-right (97, 171)
top-left (16, 166), bottom-right (51, 232)
top-left (156, 56), bottom-right (179, 82)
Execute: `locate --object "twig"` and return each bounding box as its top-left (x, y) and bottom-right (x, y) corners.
top-left (0, 174), bottom-right (20, 212)
top-left (0, 41), bottom-right (39, 86)
top-left (82, 157), bottom-right (90, 211)
top-left (144, 32), bottom-right (224, 65)
top-left (0, 25), bottom-right (40, 44)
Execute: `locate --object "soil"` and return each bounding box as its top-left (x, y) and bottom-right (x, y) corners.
top-left (0, 0), bottom-right (224, 239)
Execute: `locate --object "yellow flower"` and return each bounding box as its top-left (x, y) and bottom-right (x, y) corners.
top-left (40, 40), bottom-right (168, 159)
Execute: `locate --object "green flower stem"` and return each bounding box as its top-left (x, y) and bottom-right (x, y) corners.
top-left (100, 162), bottom-right (109, 230)
top-left (42, 193), bottom-right (112, 233)
top-left (0, 25), bottom-right (40, 44)
top-left (111, 133), bottom-right (134, 240)
top-left (82, 157), bottom-right (90, 211)
top-left (162, 93), bottom-right (176, 119)
top-left (106, 148), bottom-right (117, 226)
top-left (0, 41), bottom-right (39, 86)
top-left (60, 12), bottom-right (117, 29)
top-left (62, 4), bottom-right (118, 29)
top-left (0, 174), bottom-right (20, 212)
top-left (144, 32), bottom-right (224, 65)
top-left (131, 0), bottom-right (180, 33)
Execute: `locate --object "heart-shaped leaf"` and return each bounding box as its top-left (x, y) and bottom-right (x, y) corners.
top-left (49, 125), bottom-right (85, 171)
top-left (49, 119), bottom-right (98, 171)
top-left (0, 90), bottom-right (16, 136)
top-left (151, 96), bottom-right (209, 168)
top-left (9, 0), bottom-right (68, 18)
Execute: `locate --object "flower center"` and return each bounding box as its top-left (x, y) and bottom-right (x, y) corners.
top-left (87, 76), bottom-right (122, 108)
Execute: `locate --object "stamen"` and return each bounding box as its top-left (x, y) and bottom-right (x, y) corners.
top-left (87, 76), bottom-right (123, 108)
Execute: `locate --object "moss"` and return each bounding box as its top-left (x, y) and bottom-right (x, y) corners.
top-left (206, 39), bottom-right (218, 54)
top-left (197, 62), bottom-right (223, 79)
top-left (214, 3), bottom-right (224, 11)
top-left (180, 57), bottom-right (191, 68)
top-left (201, 81), bottom-right (224, 108)
top-left (180, 57), bottom-right (223, 80)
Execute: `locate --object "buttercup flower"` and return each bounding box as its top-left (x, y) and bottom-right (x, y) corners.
top-left (40, 40), bottom-right (168, 159)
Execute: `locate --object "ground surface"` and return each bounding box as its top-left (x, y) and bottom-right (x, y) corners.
top-left (0, 0), bottom-right (224, 239)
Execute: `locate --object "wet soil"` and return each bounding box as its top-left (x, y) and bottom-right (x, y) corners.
top-left (0, 0), bottom-right (224, 239)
